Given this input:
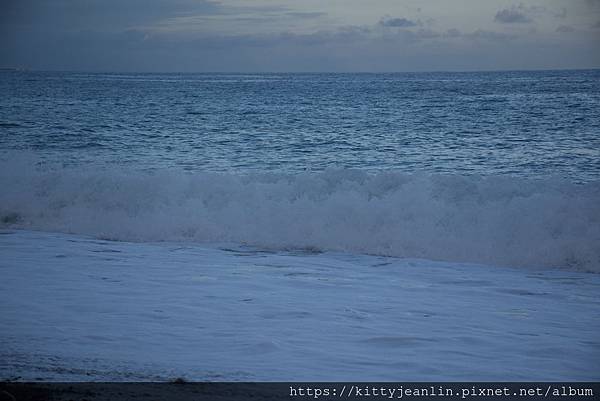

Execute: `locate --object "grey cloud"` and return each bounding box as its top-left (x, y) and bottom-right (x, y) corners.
top-left (495, 4), bottom-right (566, 23)
top-left (556, 25), bottom-right (574, 33)
top-left (175, 24), bottom-right (512, 49)
top-left (286, 12), bottom-right (326, 19)
top-left (182, 25), bottom-right (512, 54)
top-left (554, 8), bottom-right (567, 18)
top-left (0, 0), bottom-right (224, 35)
top-left (379, 17), bottom-right (419, 28)
top-left (422, 28), bottom-right (514, 42)
top-left (153, 8), bottom-right (325, 29)
top-left (413, 29), bottom-right (441, 39)
top-left (1, 0), bottom-right (598, 73)
top-left (464, 29), bottom-right (514, 41)
top-left (494, 7), bottom-right (532, 24)
top-left (2, 22), bottom-right (596, 73)
top-left (178, 26), bottom-right (373, 49)
top-left (1, 0), bottom-right (296, 32)
top-left (445, 28), bottom-right (461, 38)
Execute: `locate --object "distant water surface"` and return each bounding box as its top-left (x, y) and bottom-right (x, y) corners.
top-left (1, 70), bottom-right (599, 181)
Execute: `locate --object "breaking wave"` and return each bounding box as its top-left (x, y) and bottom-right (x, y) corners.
top-left (1, 157), bottom-right (599, 271)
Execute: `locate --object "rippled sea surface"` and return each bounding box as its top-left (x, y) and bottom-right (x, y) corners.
top-left (1, 70), bottom-right (599, 181)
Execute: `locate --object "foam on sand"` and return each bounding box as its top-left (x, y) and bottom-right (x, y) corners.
top-left (1, 230), bottom-right (599, 380)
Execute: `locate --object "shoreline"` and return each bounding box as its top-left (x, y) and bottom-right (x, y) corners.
top-left (2, 230), bottom-right (599, 381)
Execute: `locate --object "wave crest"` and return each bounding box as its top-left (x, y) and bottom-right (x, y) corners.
top-left (1, 158), bottom-right (599, 271)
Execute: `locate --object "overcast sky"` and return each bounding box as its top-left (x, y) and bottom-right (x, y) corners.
top-left (1, 0), bottom-right (599, 72)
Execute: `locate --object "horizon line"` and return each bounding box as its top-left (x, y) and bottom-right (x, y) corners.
top-left (2, 66), bottom-right (600, 75)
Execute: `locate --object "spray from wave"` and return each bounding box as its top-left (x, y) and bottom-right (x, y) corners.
top-left (1, 156), bottom-right (599, 271)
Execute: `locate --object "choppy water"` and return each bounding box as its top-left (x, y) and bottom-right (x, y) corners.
top-left (1, 70), bottom-right (599, 181)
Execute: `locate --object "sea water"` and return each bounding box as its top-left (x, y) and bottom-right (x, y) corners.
top-left (1, 70), bottom-right (599, 270)
top-left (1, 70), bottom-right (599, 380)
top-left (1, 70), bottom-right (599, 179)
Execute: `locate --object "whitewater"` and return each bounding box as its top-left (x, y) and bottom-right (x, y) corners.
top-left (2, 159), bottom-right (599, 381)
top-left (1, 157), bottom-right (599, 271)
top-left (2, 230), bottom-right (600, 381)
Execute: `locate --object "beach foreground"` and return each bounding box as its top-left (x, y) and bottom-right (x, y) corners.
top-left (1, 230), bottom-right (599, 381)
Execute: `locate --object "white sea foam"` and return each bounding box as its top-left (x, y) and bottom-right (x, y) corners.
top-left (3, 230), bottom-right (600, 380)
top-left (1, 157), bottom-right (599, 271)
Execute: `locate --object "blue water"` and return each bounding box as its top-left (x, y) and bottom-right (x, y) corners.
top-left (1, 69), bottom-right (599, 181)
top-left (1, 70), bottom-right (600, 271)
top-left (2, 70), bottom-right (599, 383)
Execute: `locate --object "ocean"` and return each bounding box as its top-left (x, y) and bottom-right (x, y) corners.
top-left (1, 70), bottom-right (599, 381)
top-left (2, 70), bottom-right (599, 179)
